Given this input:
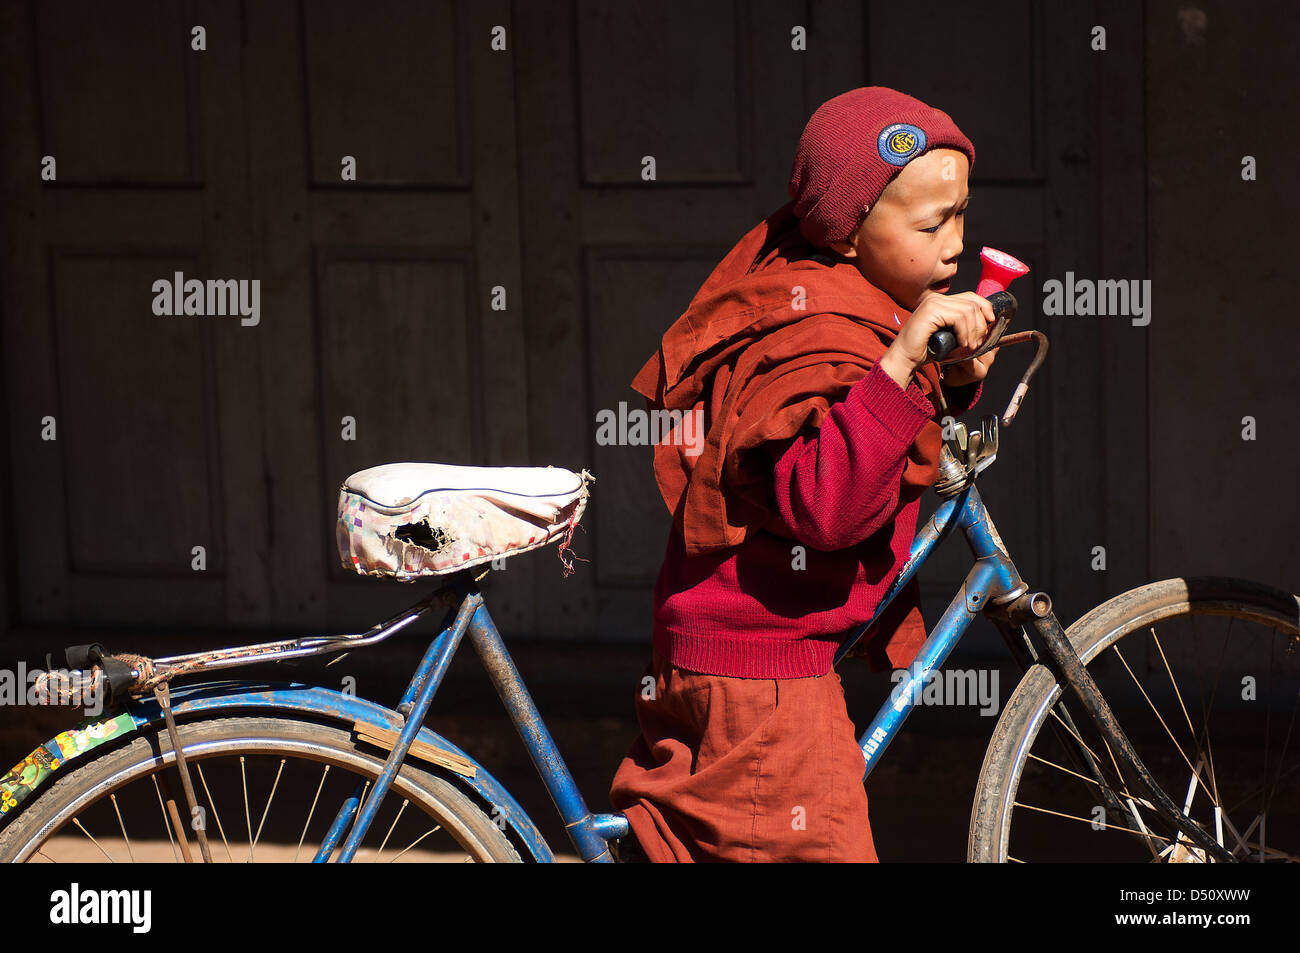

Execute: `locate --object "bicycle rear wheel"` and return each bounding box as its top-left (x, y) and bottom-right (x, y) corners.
top-left (970, 577), bottom-right (1300, 862)
top-left (0, 714), bottom-right (521, 862)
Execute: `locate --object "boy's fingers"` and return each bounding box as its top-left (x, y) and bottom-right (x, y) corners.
top-left (966, 306), bottom-right (983, 349)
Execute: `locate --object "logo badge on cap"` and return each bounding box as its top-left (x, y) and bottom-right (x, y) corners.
top-left (877, 122), bottom-right (927, 166)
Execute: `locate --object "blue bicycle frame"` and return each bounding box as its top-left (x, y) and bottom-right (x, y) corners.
top-left (836, 477), bottom-right (1027, 777)
top-left (317, 576), bottom-right (632, 863)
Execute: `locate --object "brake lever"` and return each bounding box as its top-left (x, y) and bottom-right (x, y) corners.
top-left (988, 329), bottom-right (1048, 427)
top-left (935, 328), bottom-right (1048, 493)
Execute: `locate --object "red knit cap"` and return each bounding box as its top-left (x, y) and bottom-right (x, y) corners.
top-left (788, 86), bottom-right (975, 247)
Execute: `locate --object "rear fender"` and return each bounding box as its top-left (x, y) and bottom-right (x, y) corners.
top-left (0, 680), bottom-right (554, 862)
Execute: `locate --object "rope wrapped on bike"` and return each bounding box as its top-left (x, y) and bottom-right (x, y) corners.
top-left (46, 644), bottom-right (157, 706)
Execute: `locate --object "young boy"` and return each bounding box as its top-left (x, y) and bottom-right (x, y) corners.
top-left (610, 86), bottom-right (999, 862)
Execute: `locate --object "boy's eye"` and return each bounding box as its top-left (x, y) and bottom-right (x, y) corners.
top-left (920, 201), bottom-right (972, 232)
top-left (923, 205), bottom-right (968, 233)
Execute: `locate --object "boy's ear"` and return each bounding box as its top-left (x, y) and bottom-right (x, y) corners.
top-left (830, 209), bottom-right (869, 258)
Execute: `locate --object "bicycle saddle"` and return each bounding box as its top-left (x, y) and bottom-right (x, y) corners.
top-left (337, 463), bottom-right (594, 581)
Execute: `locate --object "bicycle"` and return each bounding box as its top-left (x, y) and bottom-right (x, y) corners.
top-left (2, 250), bottom-right (1296, 863)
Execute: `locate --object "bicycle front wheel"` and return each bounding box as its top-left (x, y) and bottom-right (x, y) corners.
top-left (0, 714), bottom-right (522, 862)
top-left (970, 576), bottom-right (1300, 862)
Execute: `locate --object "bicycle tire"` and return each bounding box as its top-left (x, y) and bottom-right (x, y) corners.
top-left (969, 576), bottom-right (1300, 862)
top-left (0, 714), bottom-right (523, 863)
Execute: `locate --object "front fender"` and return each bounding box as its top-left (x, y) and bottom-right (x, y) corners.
top-left (1, 680), bottom-right (554, 862)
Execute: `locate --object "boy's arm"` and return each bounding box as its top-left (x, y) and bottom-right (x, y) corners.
top-left (765, 361), bottom-right (934, 552)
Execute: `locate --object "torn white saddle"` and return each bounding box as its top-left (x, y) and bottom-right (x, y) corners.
top-left (337, 462), bottom-right (594, 581)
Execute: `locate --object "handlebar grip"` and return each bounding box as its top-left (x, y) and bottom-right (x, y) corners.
top-left (926, 328), bottom-right (959, 363)
top-left (926, 290), bottom-right (1018, 362)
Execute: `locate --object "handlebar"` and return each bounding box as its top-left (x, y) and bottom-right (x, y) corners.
top-left (914, 247), bottom-right (1047, 430)
top-left (925, 247), bottom-right (1029, 364)
top-left (926, 289), bottom-right (1018, 363)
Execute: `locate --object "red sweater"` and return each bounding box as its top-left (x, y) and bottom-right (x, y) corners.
top-left (650, 361), bottom-right (981, 678)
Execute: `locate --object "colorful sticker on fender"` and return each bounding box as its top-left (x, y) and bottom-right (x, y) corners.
top-left (0, 712), bottom-right (137, 818)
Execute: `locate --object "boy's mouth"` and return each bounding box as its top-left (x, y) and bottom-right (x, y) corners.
top-left (929, 278), bottom-right (952, 293)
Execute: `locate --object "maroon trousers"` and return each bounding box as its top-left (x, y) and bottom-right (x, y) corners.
top-left (609, 648), bottom-right (878, 862)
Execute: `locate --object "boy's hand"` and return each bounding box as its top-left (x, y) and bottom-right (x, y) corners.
top-left (941, 347), bottom-right (999, 387)
top-left (878, 291), bottom-right (997, 390)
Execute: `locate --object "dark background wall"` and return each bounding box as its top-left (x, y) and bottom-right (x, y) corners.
top-left (3, 0), bottom-right (1295, 649)
top-left (0, 0), bottom-right (1297, 858)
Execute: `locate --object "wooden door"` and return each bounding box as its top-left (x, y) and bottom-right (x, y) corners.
top-left (1, 0), bottom-right (1139, 651)
top-left (2, 0), bottom-right (263, 629)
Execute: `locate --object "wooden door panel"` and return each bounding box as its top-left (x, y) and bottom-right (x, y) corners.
top-left (240, 0), bottom-right (534, 634)
top-left (3, 0), bottom-right (256, 627)
top-left (576, 0), bottom-right (752, 186)
top-left (54, 252), bottom-right (221, 574)
top-left (301, 0), bottom-right (468, 188)
top-left (35, 0), bottom-right (200, 185)
top-left (316, 251), bottom-right (481, 499)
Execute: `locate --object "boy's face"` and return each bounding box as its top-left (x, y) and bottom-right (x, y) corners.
top-left (830, 148), bottom-right (970, 311)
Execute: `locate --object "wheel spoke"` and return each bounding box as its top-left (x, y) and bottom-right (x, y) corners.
top-left (354, 778), bottom-right (373, 817)
top-left (1151, 625), bottom-right (1226, 815)
top-left (1216, 807), bottom-right (1253, 857)
top-left (71, 817), bottom-right (115, 863)
top-left (1184, 616), bottom-right (1235, 828)
top-left (295, 764), bottom-right (331, 863)
top-left (151, 775), bottom-right (181, 863)
top-left (1040, 703), bottom-right (1165, 851)
top-left (1260, 633), bottom-right (1300, 824)
top-left (250, 758), bottom-right (286, 855)
top-left (109, 794), bottom-right (135, 863)
top-left (1158, 758), bottom-right (1212, 863)
top-left (194, 762), bottom-right (234, 863)
top-left (1119, 794), bottom-right (1166, 860)
top-left (1045, 706), bottom-right (1147, 808)
top-left (375, 798), bottom-right (409, 861)
top-left (1026, 751), bottom-right (1155, 813)
top-left (1151, 627), bottom-right (1200, 758)
top-left (1222, 758), bottom-right (1300, 817)
top-left (1110, 640), bottom-right (1218, 812)
top-left (388, 824), bottom-right (442, 862)
top-left (240, 755), bottom-right (253, 862)
top-left (1012, 800), bottom-right (1174, 844)
top-left (1196, 617), bottom-right (1236, 766)
top-left (1262, 697), bottom-right (1300, 820)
